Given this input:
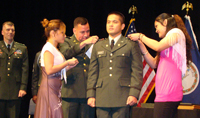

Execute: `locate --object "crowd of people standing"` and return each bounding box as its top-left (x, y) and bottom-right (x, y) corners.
top-left (0, 11), bottom-right (192, 118)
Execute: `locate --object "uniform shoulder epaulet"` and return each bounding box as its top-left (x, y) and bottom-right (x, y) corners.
top-left (15, 42), bottom-right (25, 46)
top-left (65, 36), bottom-right (72, 40)
top-left (95, 38), bottom-right (106, 44)
top-left (126, 37), bottom-right (136, 43)
top-left (100, 38), bottom-right (109, 42)
top-left (104, 38), bottom-right (108, 40)
top-left (15, 42), bottom-right (27, 49)
top-left (124, 36), bottom-right (131, 41)
top-left (65, 36), bottom-right (73, 41)
top-left (99, 38), bottom-right (106, 42)
top-left (66, 36), bottom-right (71, 39)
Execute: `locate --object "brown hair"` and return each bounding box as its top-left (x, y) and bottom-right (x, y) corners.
top-left (73, 17), bottom-right (88, 28)
top-left (41, 18), bottom-right (66, 38)
top-left (155, 13), bottom-right (192, 65)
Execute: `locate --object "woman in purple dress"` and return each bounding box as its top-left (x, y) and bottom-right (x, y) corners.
top-left (34, 18), bottom-right (79, 118)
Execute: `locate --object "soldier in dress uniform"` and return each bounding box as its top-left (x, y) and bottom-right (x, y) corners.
top-left (87, 11), bottom-right (143, 118)
top-left (59, 17), bottom-right (98, 118)
top-left (31, 51), bottom-right (42, 104)
top-left (0, 21), bottom-right (29, 118)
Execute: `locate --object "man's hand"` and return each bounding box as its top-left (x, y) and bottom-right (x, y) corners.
top-left (87, 97), bottom-right (96, 107)
top-left (80, 35), bottom-right (99, 49)
top-left (32, 95), bottom-right (37, 104)
top-left (18, 90), bottom-right (27, 97)
top-left (83, 36), bottom-right (99, 45)
top-left (126, 96), bottom-right (137, 106)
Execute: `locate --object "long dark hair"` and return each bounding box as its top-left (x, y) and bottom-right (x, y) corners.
top-left (155, 13), bottom-right (192, 66)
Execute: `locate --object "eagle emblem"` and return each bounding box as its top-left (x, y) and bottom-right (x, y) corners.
top-left (128, 5), bottom-right (138, 18)
top-left (182, 1), bottom-right (193, 15)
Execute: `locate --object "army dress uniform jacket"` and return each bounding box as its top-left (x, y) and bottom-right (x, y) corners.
top-left (87, 36), bottom-right (143, 107)
top-left (0, 41), bottom-right (29, 100)
top-left (31, 51), bottom-right (42, 96)
top-left (59, 34), bottom-right (91, 98)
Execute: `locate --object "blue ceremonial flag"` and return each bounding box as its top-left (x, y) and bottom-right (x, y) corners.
top-left (125, 19), bottom-right (137, 35)
top-left (125, 19), bottom-right (156, 107)
top-left (182, 15), bottom-right (200, 105)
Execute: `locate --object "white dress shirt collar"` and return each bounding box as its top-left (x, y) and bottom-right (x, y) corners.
top-left (108, 34), bottom-right (122, 45)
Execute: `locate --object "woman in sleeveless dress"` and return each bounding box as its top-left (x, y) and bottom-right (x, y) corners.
top-left (128, 13), bottom-right (192, 118)
top-left (34, 18), bottom-right (79, 118)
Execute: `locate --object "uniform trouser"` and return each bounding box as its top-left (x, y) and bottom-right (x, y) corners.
top-left (96, 106), bottom-right (130, 118)
top-left (0, 99), bottom-right (21, 118)
top-left (154, 101), bottom-right (181, 118)
top-left (62, 98), bottom-right (95, 118)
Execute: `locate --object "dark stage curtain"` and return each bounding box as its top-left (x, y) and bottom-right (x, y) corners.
top-left (0, 0), bottom-right (199, 117)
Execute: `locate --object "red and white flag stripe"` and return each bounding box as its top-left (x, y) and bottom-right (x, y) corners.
top-left (137, 58), bottom-right (156, 107)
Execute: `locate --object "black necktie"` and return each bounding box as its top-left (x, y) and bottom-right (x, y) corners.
top-left (7, 44), bottom-right (10, 52)
top-left (111, 40), bottom-right (115, 49)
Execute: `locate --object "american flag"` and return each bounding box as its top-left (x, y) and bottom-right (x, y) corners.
top-left (125, 18), bottom-right (156, 107)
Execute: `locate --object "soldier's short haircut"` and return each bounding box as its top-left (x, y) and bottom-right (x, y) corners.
top-left (74, 17), bottom-right (88, 27)
top-left (2, 21), bottom-right (14, 29)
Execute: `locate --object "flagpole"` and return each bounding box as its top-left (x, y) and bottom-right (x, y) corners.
top-left (185, 15), bottom-right (199, 49)
top-left (124, 5), bottom-right (137, 36)
top-left (125, 5), bottom-right (156, 107)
